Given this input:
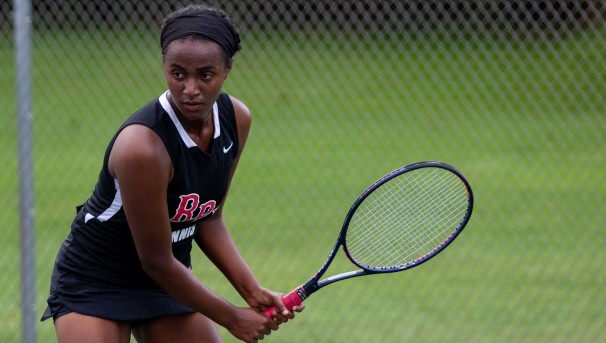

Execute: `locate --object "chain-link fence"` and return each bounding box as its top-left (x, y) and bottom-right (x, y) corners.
top-left (2, 1), bottom-right (604, 342)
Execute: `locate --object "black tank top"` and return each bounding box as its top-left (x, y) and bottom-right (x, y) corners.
top-left (56, 91), bottom-right (239, 288)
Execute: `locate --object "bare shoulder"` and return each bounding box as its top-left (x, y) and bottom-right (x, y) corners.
top-left (108, 124), bottom-right (172, 181)
top-left (228, 95), bottom-right (251, 150)
top-left (229, 95), bottom-right (251, 127)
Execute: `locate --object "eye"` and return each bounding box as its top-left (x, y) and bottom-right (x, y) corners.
top-left (199, 72), bottom-right (213, 80)
top-left (171, 70), bottom-right (185, 79)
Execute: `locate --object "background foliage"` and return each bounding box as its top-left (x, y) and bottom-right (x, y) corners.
top-left (1, 1), bottom-right (604, 342)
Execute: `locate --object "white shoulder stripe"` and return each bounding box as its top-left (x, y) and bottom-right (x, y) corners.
top-left (212, 102), bottom-right (220, 139)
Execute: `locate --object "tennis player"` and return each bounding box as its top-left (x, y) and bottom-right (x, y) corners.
top-left (41, 4), bottom-right (302, 343)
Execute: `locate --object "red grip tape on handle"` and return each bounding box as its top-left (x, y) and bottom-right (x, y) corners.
top-left (262, 287), bottom-right (304, 318)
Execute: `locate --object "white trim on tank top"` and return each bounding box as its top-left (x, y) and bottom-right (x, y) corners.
top-left (84, 179), bottom-right (123, 223)
top-left (159, 90), bottom-right (220, 148)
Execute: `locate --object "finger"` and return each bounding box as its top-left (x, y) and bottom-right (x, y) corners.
top-left (271, 311), bottom-right (286, 322)
top-left (274, 315), bottom-right (288, 324)
top-left (274, 295), bottom-right (290, 315)
top-left (267, 318), bottom-right (280, 330)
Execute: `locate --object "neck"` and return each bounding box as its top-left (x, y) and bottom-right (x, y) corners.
top-left (167, 91), bottom-right (213, 125)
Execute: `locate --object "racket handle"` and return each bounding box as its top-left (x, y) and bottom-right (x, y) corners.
top-left (262, 287), bottom-right (304, 318)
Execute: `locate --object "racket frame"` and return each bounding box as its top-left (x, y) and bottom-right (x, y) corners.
top-left (302, 161), bottom-right (472, 298)
top-left (264, 161), bottom-right (474, 315)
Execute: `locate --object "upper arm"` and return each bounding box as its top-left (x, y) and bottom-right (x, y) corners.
top-left (108, 124), bottom-right (174, 269)
top-left (230, 95), bottom-right (251, 159)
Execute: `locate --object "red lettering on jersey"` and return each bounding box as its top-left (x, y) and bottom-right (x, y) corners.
top-left (171, 194), bottom-right (200, 222)
top-left (194, 200), bottom-right (217, 220)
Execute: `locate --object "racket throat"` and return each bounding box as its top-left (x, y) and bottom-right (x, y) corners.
top-left (301, 280), bottom-right (320, 299)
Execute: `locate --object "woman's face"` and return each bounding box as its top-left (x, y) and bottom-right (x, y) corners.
top-left (163, 37), bottom-right (230, 121)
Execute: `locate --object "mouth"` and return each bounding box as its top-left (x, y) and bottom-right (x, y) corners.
top-left (181, 101), bottom-right (203, 112)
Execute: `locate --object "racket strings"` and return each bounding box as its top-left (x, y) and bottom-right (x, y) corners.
top-left (346, 167), bottom-right (469, 269)
top-left (350, 175), bottom-right (459, 267)
top-left (381, 172), bottom-right (466, 263)
top-left (370, 175), bottom-right (460, 263)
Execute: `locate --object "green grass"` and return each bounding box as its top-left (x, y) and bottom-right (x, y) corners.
top-left (1, 29), bottom-right (604, 342)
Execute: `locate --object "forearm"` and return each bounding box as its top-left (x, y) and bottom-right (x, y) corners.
top-left (143, 258), bottom-right (236, 327)
top-left (196, 219), bottom-right (262, 305)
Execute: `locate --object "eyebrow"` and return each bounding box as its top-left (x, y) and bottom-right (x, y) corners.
top-left (168, 62), bottom-right (217, 72)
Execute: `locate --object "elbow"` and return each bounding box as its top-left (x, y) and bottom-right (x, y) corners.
top-left (139, 255), bottom-right (173, 281)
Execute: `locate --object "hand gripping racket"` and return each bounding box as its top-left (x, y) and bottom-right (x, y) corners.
top-left (263, 161), bottom-right (474, 317)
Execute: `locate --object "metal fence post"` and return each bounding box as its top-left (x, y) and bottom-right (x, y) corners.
top-left (14, 0), bottom-right (37, 342)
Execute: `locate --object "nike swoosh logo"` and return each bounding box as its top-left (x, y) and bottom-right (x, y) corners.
top-left (223, 142), bottom-right (233, 153)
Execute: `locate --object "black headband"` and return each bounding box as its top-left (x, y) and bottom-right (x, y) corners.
top-left (160, 13), bottom-right (240, 58)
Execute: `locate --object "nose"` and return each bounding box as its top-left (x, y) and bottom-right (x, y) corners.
top-left (183, 77), bottom-right (200, 96)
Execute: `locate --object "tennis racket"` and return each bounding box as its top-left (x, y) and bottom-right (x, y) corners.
top-left (263, 161), bottom-right (474, 317)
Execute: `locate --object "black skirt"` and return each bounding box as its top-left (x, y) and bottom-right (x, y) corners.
top-left (41, 261), bottom-right (194, 322)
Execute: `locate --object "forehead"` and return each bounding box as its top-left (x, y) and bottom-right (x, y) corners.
top-left (164, 37), bottom-right (226, 68)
